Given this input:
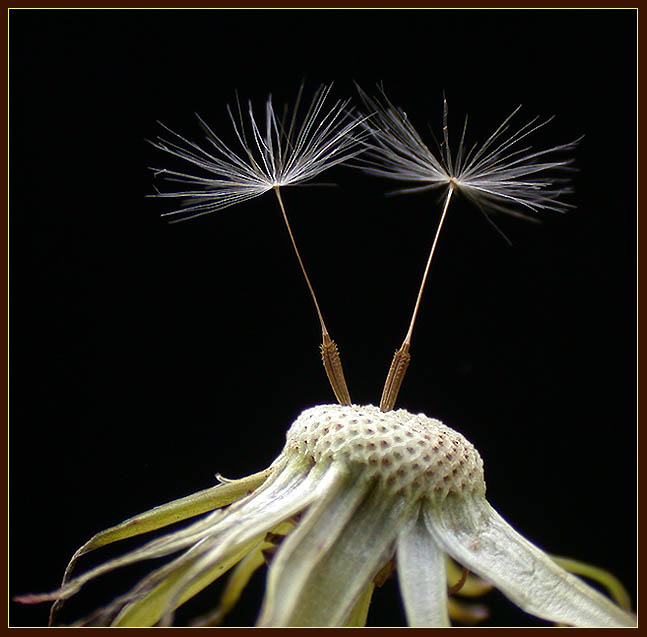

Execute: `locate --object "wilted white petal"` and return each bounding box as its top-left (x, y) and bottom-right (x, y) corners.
top-left (396, 504), bottom-right (450, 627)
top-left (113, 463), bottom-right (332, 626)
top-left (73, 468), bottom-right (272, 559)
top-left (190, 520), bottom-right (294, 627)
top-left (190, 544), bottom-right (267, 626)
top-left (26, 457), bottom-right (299, 605)
top-left (112, 537), bottom-right (261, 627)
top-left (42, 467), bottom-right (272, 621)
top-left (112, 461), bottom-right (329, 626)
top-left (424, 496), bottom-right (635, 627)
top-left (259, 471), bottom-right (412, 627)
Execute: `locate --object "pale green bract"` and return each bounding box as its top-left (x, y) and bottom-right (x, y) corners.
top-left (17, 404), bottom-right (635, 627)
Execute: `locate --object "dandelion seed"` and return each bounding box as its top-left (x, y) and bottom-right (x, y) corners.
top-left (150, 83), bottom-right (368, 405)
top-left (354, 85), bottom-right (582, 412)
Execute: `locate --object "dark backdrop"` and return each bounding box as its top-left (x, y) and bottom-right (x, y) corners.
top-left (10, 8), bottom-right (636, 627)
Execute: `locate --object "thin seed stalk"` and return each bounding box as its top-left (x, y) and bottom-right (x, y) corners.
top-left (379, 185), bottom-right (454, 412)
top-left (273, 187), bottom-right (351, 406)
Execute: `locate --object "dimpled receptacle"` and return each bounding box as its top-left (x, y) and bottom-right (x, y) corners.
top-left (285, 404), bottom-right (486, 503)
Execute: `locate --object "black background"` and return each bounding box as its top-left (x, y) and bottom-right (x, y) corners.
top-left (10, 8), bottom-right (636, 628)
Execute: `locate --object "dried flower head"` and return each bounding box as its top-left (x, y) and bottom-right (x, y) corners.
top-left (16, 405), bottom-right (634, 627)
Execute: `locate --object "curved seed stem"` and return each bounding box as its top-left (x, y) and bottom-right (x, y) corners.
top-left (380, 185), bottom-right (455, 412)
top-left (273, 187), bottom-right (351, 405)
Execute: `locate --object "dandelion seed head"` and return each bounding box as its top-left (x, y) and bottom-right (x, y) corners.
top-left (150, 83), bottom-right (369, 222)
top-left (355, 85), bottom-right (581, 220)
top-left (287, 404), bottom-right (485, 501)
